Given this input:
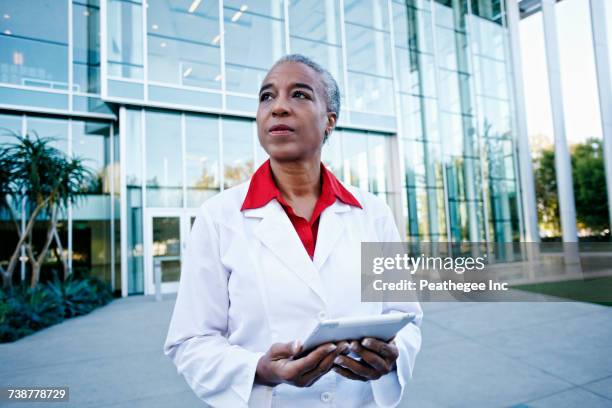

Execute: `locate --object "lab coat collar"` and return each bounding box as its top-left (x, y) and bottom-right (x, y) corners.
top-left (243, 198), bottom-right (354, 305)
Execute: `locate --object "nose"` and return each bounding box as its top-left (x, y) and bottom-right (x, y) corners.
top-left (271, 93), bottom-right (290, 117)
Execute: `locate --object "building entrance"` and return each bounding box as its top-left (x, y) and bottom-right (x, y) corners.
top-left (143, 209), bottom-right (196, 295)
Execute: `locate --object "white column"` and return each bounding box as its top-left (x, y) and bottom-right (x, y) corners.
top-left (589, 0), bottom-right (612, 230)
top-left (506, 0), bottom-right (540, 242)
top-left (541, 0), bottom-right (578, 242)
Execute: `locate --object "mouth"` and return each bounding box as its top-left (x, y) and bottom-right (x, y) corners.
top-left (268, 124), bottom-right (295, 136)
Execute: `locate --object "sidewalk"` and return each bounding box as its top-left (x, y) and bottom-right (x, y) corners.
top-left (1, 295), bottom-right (611, 407)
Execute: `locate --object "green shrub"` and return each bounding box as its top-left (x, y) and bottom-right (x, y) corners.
top-left (0, 275), bottom-right (113, 343)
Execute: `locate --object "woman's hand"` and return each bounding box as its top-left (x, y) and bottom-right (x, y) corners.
top-left (255, 341), bottom-right (350, 388)
top-left (332, 338), bottom-right (398, 381)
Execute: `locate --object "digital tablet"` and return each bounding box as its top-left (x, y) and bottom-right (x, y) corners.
top-left (293, 313), bottom-right (416, 359)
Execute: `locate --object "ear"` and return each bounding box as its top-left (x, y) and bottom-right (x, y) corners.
top-left (326, 112), bottom-right (337, 134)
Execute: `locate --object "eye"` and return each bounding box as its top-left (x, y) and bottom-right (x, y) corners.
top-left (293, 90), bottom-right (310, 99)
top-left (259, 92), bottom-right (272, 102)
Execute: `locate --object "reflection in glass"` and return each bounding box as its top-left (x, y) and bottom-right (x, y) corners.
top-left (145, 111), bottom-right (183, 207)
top-left (152, 217), bottom-right (181, 283)
top-left (27, 117), bottom-right (69, 154)
top-left (73, 1), bottom-right (101, 95)
top-left (147, 0), bottom-right (221, 89)
top-left (223, 118), bottom-right (253, 188)
top-left (107, 0), bottom-right (144, 79)
top-left (185, 114), bottom-right (219, 207)
top-left (224, 2), bottom-right (285, 94)
top-left (0, 1), bottom-right (68, 89)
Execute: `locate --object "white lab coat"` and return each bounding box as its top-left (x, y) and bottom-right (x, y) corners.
top-left (164, 179), bottom-right (422, 408)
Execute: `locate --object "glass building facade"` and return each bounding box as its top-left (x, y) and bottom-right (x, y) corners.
top-left (1, 0), bottom-right (528, 296)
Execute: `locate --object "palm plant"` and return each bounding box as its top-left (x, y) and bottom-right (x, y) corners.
top-left (0, 132), bottom-right (92, 288)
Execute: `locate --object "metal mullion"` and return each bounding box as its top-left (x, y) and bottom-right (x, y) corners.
top-left (465, 0), bottom-right (491, 244)
top-left (429, 0), bottom-right (453, 243)
top-left (219, 0), bottom-right (227, 110)
top-left (110, 121), bottom-right (116, 291)
top-left (339, 0), bottom-right (352, 124)
top-left (143, 0), bottom-right (149, 101)
top-left (68, 0), bottom-right (74, 112)
top-left (219, 116), bottom-right (224, 191)
top-left (68, 119), bottom-right (73, 273)
top-left (284, 0), bottom-right (291, 53)
top-left (386, 0), bottom-right (408, 239)
top-left (181, 113), bottom-right (187, 208)
top-left (20, 115), bottom-right (27, 282)
top-left (101, 0), bottom-right (109, 98)
top-left (119, 106), bottom-right (128, 297)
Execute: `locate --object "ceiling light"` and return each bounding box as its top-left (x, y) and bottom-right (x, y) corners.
top-left (214, 74), bottom-right (222, 81)
top-left (183, 67), bottom-right (192, 77)
top-left (12, 52), bottom-right (23, 65)
top-left (3, 14), bottom-right (10, 19)
top-left (160, 41), bottom-right (167, 48)
top-left (212, 34), bottom-right (220, 44)
top-left (4, 29), bottom-right (11, 35)
top-left (188, 0), bottom-right (202, 13)
top-left (231, 11), bottom-right (242, 22)
top-left (83, 10), bottom-right (90, 16)
top-left (240, 5), bottom-right (248, 12)
top-left (152, 24), bottom-right (159, 30)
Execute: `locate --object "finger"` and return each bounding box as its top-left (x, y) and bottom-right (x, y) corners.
top-left (269, 341), bottom-right (300, 360)
top-left (336, 340), bottom-right (351, 355)
top-left (292, 343), bottom-right (337, 373)
top-left (349, 341), bottom-right (389, 373)
top-left (299, 346), bottom-right (341, 386)
top-left (332, 365), bottom-right (368, 382)
top-left (361, 337), bottom-right (399, 362)
top-left (333, 354), bottom-right (378, 379)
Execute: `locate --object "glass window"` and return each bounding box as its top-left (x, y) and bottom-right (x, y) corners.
top-left (367, 133), bottom-right (393, 193)
top-left (73, 1), bottom-right (101, 94)
top-left (0, 113), bottom-right (22, 145)
top-left (185, 114), bottom-right (219, 207)
top-left (27, 116), bottom-right (69, 154)
top-left (147, 0), bottom-right (221, 90)
top-left (345, 24), bottom-right (392, 78)
top-left (107, 0), bottom-right (144, 79)
top-left (321, 128), bottom-right (343, 180)
top-left (224, 2), bottom-right (285, 94)
top-left (72, 121), bottom-right (111, 194)
top-left (342, 129), bottom-right (369, 189)
top-left (470, 0), bottom-right (503, 26)
top-left (71, 120), bottom-right (112, 282)
top-left (344, 0), bottom-right (389, 31)
top-left (145, 111), bottom-right (183, 207)
top-left (347, 72), bottom-right (394, 114)
top-left (222, 117), bottom-right (253, 188)
top-left (289, 0), bottom-right (344, 96)
top-left (0, 1), bottom-right (68, 90)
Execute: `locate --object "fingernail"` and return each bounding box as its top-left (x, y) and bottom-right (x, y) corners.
top-left (334, 356), bottom-right (342, 365)
top-left (350, 342), bottom-right (358, 351)
top-left (328, 344), bottom-right (337, 352)
top-left (362, 338), bottom-right (371, 347)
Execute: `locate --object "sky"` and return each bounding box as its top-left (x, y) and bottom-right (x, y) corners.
top-left (519, 0), bottom-right (611, 147)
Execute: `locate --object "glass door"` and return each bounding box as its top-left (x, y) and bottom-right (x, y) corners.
top-left (143, 209), bottom-right (196, 295)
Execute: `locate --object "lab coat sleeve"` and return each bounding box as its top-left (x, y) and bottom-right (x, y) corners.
top-left (164, 206), bottom-right (265, 408)
top-left (370, 205), bottom-right (423, 408)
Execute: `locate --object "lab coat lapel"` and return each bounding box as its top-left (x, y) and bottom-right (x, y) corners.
top-left (313, 201), bottom-right (350, 270)
top-left (246, 200), bottom-right (327, 304)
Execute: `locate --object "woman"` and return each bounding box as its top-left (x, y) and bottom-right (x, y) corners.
top-left (164, 54), bottom-right (422, 407)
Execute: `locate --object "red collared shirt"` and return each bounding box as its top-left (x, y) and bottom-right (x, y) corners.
top-left (241, 159), bottom-right (362, 259)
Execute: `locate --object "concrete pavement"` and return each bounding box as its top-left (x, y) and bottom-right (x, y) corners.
top-left (0, 295), bottom-right (611, 407)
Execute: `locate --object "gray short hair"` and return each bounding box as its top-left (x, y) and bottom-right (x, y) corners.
top-left (270, 54), bottom-right (341, 122)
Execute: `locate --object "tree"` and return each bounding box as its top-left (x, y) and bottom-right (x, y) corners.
top-left (572, 139), bottom-right (609, 235)
top-left (533, 148), bottom-right (561, 237)
top-left (533, 139), bottom-right (610, 238)
top-left (0, 133), bottom-right (92, 288)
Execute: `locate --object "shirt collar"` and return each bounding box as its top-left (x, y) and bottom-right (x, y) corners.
top-left (241, 159), bottom-right (362, 211)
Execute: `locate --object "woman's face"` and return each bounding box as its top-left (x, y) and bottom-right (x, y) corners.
top-left (256, 61), bottom-right (336, 163)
